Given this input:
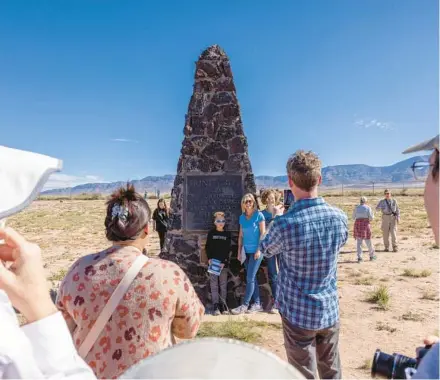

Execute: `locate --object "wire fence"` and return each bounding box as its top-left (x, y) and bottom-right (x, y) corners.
top-left (320, 181), bottom-right (425, 196)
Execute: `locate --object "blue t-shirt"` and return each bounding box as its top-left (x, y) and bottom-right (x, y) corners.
top-left (261, 209), bottom-right (273, 228)
top-left (239, 211), bottom-right (265, 254)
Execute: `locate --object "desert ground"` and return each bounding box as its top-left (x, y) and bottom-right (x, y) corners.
top-left (8, 190), bottom-right (439, 379)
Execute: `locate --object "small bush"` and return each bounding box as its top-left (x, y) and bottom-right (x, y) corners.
top-left (402, 268), bottom-right (432, 278)
top-left (366, 285), bottom-right (390, 310)
top-left (376, 321), bottom-right (397, 333)
top-left (354, 276), bottom-right (375, 286)
top-left (421, 289), bottom-right (439, 301)
top-left (401, 311), bottom-right (424, 322)
top-left (358, 359), bottom-right (372, 370)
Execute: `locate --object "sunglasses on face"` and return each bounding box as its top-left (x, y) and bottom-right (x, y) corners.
top-left (245, 200), bottom-right (253, 204)
top-left (215, 219), bottom-right (226, 224)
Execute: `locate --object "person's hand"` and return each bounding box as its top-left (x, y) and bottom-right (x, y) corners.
top-left (416, 336), bottom-right (439, 358)
top-left (254, 251), bottom-right (261, 260)
top-left (208, 259), bottom-right (212, 265)
top-left (0, 227), bottom-right (57, 323)
top-left (220, 263), bottom-right (225, 269)
top-left (423, 336), bottom-right (439, 346)
top-left (273, 205), bottom-right (283, 217)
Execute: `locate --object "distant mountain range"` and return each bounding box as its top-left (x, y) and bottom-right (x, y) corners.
top-left (42, 155), bottom-right (429, 195)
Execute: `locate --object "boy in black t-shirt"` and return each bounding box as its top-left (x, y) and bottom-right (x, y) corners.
top-left (206, 211), bottom-right (231, 315)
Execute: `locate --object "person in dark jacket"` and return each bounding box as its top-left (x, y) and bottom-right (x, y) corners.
top-left (205, 211), bottom-right (231, 316)
top-left (152, 198), bottom-right (170, 253)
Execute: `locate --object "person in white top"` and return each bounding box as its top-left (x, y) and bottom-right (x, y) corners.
top-left (0, 228), bottom-right (96, 379)
top-left (0, 145), bottom-right (95, 379)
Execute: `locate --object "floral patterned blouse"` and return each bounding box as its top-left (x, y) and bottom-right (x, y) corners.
top-left (56, 245), bottom-right (204, 379)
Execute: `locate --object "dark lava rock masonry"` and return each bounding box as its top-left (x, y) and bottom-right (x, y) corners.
top-left (160, 45), bottom-right (272, 309)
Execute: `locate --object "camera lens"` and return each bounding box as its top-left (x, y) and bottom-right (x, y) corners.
top-left (372, 350), bottom-right (418, 379)
top-left (372, 349), bottom-right (394, 378)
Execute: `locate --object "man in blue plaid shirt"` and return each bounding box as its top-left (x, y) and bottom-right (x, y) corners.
top-left (260, 150), bottom-right (348, 379)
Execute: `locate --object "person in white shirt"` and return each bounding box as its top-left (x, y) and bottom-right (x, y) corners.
top-left (0, 145), bottom-right (95, 379)
top-left (0, 227), bottom-right (96, 379)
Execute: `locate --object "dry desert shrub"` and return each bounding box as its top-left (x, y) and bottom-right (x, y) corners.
top-left (366, 285), bottom-right (391, 310)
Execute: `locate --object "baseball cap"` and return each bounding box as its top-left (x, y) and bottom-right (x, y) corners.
top-left (403, 135), bottom-right (439, 154)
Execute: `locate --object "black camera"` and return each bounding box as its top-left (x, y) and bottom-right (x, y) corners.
top-left (371, 345), bottom-right (432, 379)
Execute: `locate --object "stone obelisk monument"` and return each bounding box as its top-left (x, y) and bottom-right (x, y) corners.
top-left (161, 45), bottom-right (259, 306)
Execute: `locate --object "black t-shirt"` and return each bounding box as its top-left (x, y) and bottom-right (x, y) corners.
top-left (205, 229), bottom-right (231, 266)
top-left (152, 209), bottom-right (169, 231)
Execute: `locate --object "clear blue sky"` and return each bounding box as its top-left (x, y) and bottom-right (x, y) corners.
top-left (0, 0), bottom-right (438, 188)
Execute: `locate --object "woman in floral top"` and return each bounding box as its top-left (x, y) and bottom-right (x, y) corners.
top-left (56, 185), bottom-right (204, 379)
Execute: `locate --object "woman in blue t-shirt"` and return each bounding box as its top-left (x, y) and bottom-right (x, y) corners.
top-left (231, 193), bottom-right (266, 314)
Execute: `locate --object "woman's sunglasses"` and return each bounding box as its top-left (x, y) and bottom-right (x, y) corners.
top-left (215, 219), bottom-right (226, 224)
top-left (244, 200), bottom-right (253, 204)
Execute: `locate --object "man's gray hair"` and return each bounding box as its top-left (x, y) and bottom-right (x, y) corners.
top-left (360, 196), bottom-right (367, 204)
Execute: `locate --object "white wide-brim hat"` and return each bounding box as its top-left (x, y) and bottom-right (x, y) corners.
top-left (0, 145), bottom-right (62, 219)
top-left (403, 135), bottom-right (439, 154)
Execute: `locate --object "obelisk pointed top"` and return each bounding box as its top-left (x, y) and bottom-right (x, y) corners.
top-left (199, 45), bottom-right (228, 60)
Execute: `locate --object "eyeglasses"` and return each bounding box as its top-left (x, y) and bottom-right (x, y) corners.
top-left (244, 200), bottom-right (253, 204)
top-left (215, 219), bottom-right (226, 224)
top-left (411, 161), bottom-right (434, 180)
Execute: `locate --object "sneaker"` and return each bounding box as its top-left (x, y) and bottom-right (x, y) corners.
top-left (393, 247), bottom-right (398, 252)
top-left (246, 303), bottom-right (263, 314)
top-left (357, 257), bottom-right (363, 263)
top-left (384, 248), bottom-right (389, 252)
top-left (370, 255), bottom-right (377, 261)
top-left (268, 306), bottom-right (278, 314)
top-left (231, 304), bottom-right (248, 315)
top-left (213, 304), bottom-right (221, 316)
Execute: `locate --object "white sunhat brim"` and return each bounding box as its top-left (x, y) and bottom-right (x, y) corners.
top-left (0, 146), bottom-right (62, 219)
top-left (403, 135), bottom-right (439, 154)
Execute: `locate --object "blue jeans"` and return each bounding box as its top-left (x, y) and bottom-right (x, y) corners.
top-left (266, 255), bottom-right (278, 298)
top-left (243, 253), bottom-right (263, 306)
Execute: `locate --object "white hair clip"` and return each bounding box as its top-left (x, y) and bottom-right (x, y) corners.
top-left (111, 204), bottom-right (129, 222)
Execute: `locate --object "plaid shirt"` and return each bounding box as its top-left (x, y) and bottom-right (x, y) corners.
top-left (260, 197), bottom-right (348, 330)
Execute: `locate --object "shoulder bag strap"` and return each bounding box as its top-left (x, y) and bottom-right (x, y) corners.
top-left (385, 198), bottom-right (396, 216)
top-left (78, 254), bottom-right (148, 358)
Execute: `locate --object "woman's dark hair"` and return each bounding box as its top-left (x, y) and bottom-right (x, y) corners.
top-left (157, 198), bottom-right (169, 215)
top-left (105, 184), bottom-right (151, 242)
